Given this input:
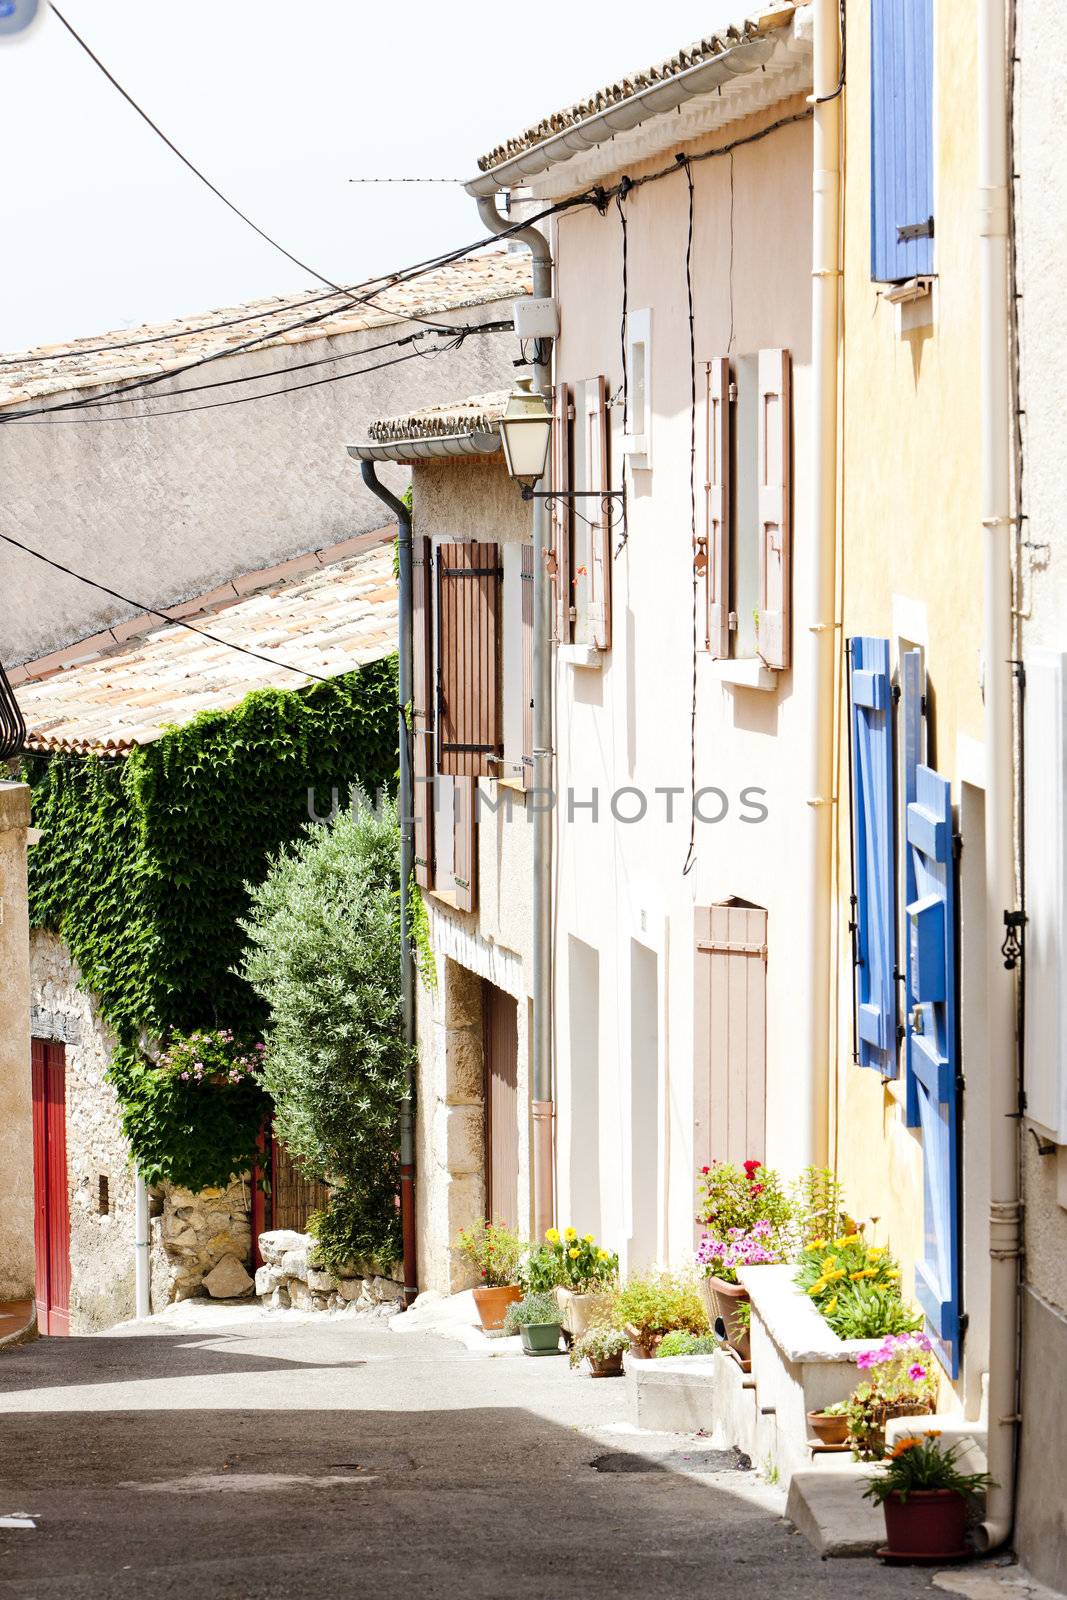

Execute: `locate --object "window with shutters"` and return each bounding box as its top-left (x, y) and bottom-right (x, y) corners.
top-left (700, 350), bottom-right (792, 671)
top-left (551, 376), bottom-right (612, 654)
top-left (870, 0), bottom-right (935, 283)
top-left (848, 636), bottom-right (899, 1077)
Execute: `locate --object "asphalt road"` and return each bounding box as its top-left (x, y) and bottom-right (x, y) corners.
top-left (0, 1305), bottom-right (941, 1600)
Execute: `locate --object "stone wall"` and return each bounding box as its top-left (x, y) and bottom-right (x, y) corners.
top-left (255, 1230), bottom-right (402, 1315)
top-left (149, 1178), bottom-right (254, 1309)
top-left (31, 929), bottom-right (137, 1332)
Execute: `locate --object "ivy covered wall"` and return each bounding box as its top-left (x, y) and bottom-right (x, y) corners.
top-left (25, 660), bottom-right (398, 1048)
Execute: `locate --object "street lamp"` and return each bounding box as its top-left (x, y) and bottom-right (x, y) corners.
top-left (498, 379), bottom-right (552, 488)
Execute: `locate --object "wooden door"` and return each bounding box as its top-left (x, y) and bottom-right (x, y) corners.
top-left (482, 982), bottom-right (519, 1232)
top-left (693, 904), bottom-right (768, 1181)
top-left (31, 1040), bottom-right (71, 1336)
top-left (270, 1137), bottom-right (332, 1234)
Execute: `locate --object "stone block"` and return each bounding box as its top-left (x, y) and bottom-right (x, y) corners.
top-left (270, 1285), bottom-right (291, 1310)
top-left (337, 1278), bottom-right (362, 1301)
top-left (257, 1229), bottom-right (308, 1266)
top-left (201, 1254), bottom-right (254, 1299)
top-left (307, 1268), bottom-right (336, 1293)
top-left (445, 1028), bottom-right (485, 1105)
top-left (254, 1264), bottom-right (282, 1296)
top-left (280, 1246), bottom-right (309, 1281)
top-left (433, 1102), bottom-right (483, 1176)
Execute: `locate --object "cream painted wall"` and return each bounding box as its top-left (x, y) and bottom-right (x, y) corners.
top-left (832, 0), bottom-right (984, 1408)
top-left (0, 783), bottom-right (34, 1302)
top-left (551, 104), bottom-right (814, 1271)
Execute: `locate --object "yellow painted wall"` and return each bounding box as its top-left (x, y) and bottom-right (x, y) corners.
top-left (832, 0), bottom-right (983, 1402)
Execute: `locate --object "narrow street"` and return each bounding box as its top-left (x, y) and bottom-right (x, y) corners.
top-left (0, 1310), bottom-right (937, 1600)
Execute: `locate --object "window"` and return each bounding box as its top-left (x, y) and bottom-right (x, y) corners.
top-left (623, 309), bottom-right (652, 470)
top-left (701, 350), bottom-right (793, 670)
top-left (870, 0), bottom-right (935, 283)
top-left (551, 375), bottom-right (612, 653)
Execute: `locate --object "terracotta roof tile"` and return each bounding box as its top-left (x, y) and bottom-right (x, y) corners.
top-left (0, 253), bottom-right (530, 410)
top-left (366, 390), bottom-right (509, 445)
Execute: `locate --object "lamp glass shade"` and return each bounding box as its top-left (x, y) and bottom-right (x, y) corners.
top-left (499, 380), bottom-right (552, 483)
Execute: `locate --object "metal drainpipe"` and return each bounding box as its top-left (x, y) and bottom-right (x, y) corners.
top-left (475, 196), bottom-right (556, 1239)
top-left (134, 1168), bottom-right (151, 1319)
top-left (359, 465), bottom-right (418, 1305)
top-left (977, 0), bottom-right (1021, 1549)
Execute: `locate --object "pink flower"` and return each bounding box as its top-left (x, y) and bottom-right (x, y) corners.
top-left (179, 1071), bottom-right (190, 1081)
top-left (908, 1363), bottom-right (926, 1382)
top-left (856, 1350), bottom-right (875, 1370)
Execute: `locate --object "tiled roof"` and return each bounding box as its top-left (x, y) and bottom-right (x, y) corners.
top-left (366, 391), bottom-right (509, 445)
top-left (475, 2), bottom-right (804, 175)
top-left (12, 534), bottom-right (397, 756)
top-left (0, 252), bottom-right (530, 410)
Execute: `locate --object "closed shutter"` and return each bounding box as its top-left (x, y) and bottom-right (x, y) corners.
top-left (437, 540), bottom-right (502, 779)
top-left (521, 541), bottom-right (534, 788)
top-left (900, 647), bottom-right (926, 1125)
top-left (871, 0), bottom-right (935, 282)
top-left (704, 358), bottom-right (731, 657)
top-left (586, 374), bottom-right (612, 651)
top-left (551, 383), bottom-right (572, 645)
top-left (411, 535), bottom-right (435, 887)
top-left (850, 636), bottom-right (898, 1075)
top-left (693, 904), bottom-right (768, 1193)
top-left (757, 348), bottom-right (792, 671)
top-left (452, 777), bottom-right (478, 913)
top-left (905, 765), bottom-right (961, 1376)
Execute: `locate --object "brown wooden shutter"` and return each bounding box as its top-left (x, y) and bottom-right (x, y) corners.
top-left (437, 540), bottom-right (502, 778)
top-left (452, 777), bottom-right (478, 913)
top-left (692, 903), bottom-right (767, 1203)
top-left (551, 383), bottom-right (573, 645)
top-left (411, 535), bottom-right (435, 888)
top-left (521, 541), bottom-right (534, 788)
top-left (586, 374), bottom-right (612, 651)
top-left (756, 348), bottom-right (792, 671)
top-left (704, 358), bottom-right (731, 658)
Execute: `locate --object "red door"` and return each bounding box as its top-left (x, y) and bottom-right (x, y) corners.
top-left (31, 1040), bottom-right (71, 1336)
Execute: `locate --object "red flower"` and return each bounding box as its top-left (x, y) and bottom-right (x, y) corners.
top-left (751, 1183), bottom-right (765, 1196)
top-left (700, 1165), bottom-right (710, 1175)
top-left (743, 1160), bottom-right (762, 1179)
top-left (481, 1268), bottom-right (487, 1278)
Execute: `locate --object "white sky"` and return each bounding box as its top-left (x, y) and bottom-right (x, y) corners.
top-left (0, 0), bottom-right (740, 353)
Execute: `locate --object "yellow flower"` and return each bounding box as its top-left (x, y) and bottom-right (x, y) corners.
top-left (596, 1249), bottom-right (609, 1262)
top-left (866, 1246), bottom-right (886, 1260)
top-left (840, 1234), bottom-right (861, 1247)
top-left (850, 1268), bottom-right (877, 1281)
top-left (824, 1296), bottom-right (838, 1315)
top-left (810, 1237), bottom-right (827, 1250)
top-left (808, 1279), bottom-right (828, 1297)
top-left (545, 1228), bottom-right (560, 1244)
top-left (820, 1256), bottom-right (837, 1274)
top-left (826, 1267), bottom-right (847, 1283)
top-left (564, 1226), bottom-right (578, 1242)
top-left (568, 1247), bottom-right (580, 1260)
top-left (885, 1268), bottom-right (902, 1280)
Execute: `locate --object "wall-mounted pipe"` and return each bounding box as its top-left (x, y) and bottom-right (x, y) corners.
top-left (798, 0), bottom-right (842, 1172)
top-left (358, 468), bottom-right (418, 1306)
top-left (134, 1168), bottom-right (150, 1319)
top-left (474, 195), bottom-right (556, 1241)
top-left (977, 0), bottom-right (1021, 1551)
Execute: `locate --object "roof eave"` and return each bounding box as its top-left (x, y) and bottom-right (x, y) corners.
top-left (464, 31), bottom-right (780, 197)
top-left (347, 429), bottom-right (501, 464)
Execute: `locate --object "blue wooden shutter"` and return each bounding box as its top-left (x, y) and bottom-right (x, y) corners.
top-left (870, 0), bottom-right (934, 282)
top-left (905, 765), bottom-right (961, 1376)
top-left (900, 648), bottom-right (925, 1125)
top-left (850, 637), bottom-right (897, 1075)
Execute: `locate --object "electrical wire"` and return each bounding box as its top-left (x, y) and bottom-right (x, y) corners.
top-left (812, 0), bottom-right (847, 105)
top-left (4, 335), bottom-right (464, 423)
top-left (680, 157), bottom-right (699, 878)
top-left (1, 528), bottom-right (347, 686)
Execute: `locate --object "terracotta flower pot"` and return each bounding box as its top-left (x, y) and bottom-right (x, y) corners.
top-left (472, 1283), bottom-right (522, 1331)
top-left (623, 1324), bottom-right (661, 1359)
top-left (702, 1275), bottom-right (751, 1360)
top-left (520, 1322), bottom-right (563, 1356)
top-left (807, 1410), bottom-right (850, 1447)
top-left (881, 1490), bottom-right (969, 1560)
top-left (554, 1286), bottom-right (615, 1339)
top-left (588, 1353), bottom-right (624, 1378)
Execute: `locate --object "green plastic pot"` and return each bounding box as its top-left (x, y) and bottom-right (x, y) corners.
top-left (520, 1322), bottom-right (563, 1356)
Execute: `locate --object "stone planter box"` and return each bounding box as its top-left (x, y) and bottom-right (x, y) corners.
top-left (736, 1264), bottom-right (891, 1486)
top-left (554, 1286), bottom-right (614, 1339)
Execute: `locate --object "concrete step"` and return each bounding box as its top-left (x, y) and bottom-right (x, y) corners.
top-left (786, 1461), bottom-right (887, 1556)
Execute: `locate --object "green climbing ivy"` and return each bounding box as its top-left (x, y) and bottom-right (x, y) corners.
top-left (23, 660), bottom-right (398, 1186)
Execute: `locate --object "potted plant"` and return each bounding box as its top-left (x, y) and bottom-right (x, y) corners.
top-left (613, 1270), bottom-right (708, 1358)
top-left (845, 1333), bottom-right (940, 1459)
top-left (807, 1400), bottom-right (850, 1447)
top-left (569, 1325), bottom-right (630, 1377)
top-left (863, 1432), bottom-right (993, 1561)
top-left (453, 1221), bottom-right (526, 1331)
top-left (794, 1231), bottom-right (922, 1341)
top-left (503, 1291), bottom-right (564, 1356)
top-left (695, 1160), bottom-right (794, 1358)
top-left (525, 1227), bottom-right (619, 1338)
top-left (655, 1330), bottom-right (720, 1358)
